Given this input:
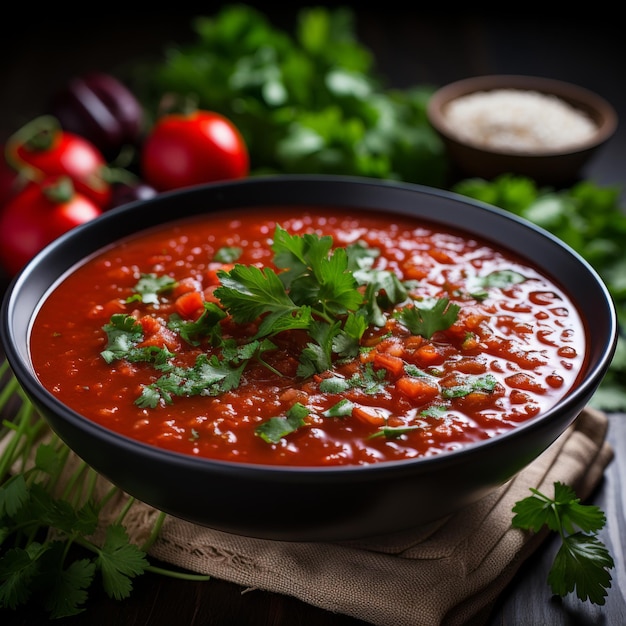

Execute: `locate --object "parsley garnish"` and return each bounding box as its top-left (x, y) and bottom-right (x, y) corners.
top-left (167, 302), bottom-right (227, 346)
top-left (256, 402), bottom-right (310, 443)
top-left (213, 246), bottom-right (242, 263)
top-left (100, 314), bottom-right (173, 365)
top-left (125, 273), bottom-right (177, 305)
top-left (98, 226), bottom-right (499, 451)
top-left (512, 481), bottom-right (614, 605)
top-left (441, 374), bottom-right (498, 398)
top-left (395, 297), bottom-right (460, 339)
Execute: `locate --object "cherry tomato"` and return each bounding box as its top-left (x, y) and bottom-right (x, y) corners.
top-left (140, 110), bottom-right (249, 192)
top-left (0, 146), bottom-right (25, 208)
top-left (0, 176), bottom-right (102, 276)
top-left (7, 115), bottom-right (112, 208)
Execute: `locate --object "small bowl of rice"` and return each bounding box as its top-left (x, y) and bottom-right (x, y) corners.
top-left (427, 74), bottom-right (618, 186)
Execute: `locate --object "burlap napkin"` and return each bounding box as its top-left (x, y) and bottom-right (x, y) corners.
top-left (2, 402), bottom-right (613, 626)
top-left (105, 406), bottom-right (612, 626)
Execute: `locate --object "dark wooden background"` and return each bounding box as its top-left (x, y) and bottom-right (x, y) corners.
top-left (1, 5), bottom-right (625, 625)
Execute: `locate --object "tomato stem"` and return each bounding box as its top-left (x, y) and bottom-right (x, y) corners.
top-left (4, 115), bottom-right (63, 181)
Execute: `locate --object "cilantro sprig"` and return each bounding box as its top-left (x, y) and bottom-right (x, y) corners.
top-left (395, 297), bottom-right (461, 339)
top-left (0, 360), bottom-right (209, 618)
top-left (512, 481), bottom-right (614, 605)
top-left (101, 226), bottom-right (462, 427)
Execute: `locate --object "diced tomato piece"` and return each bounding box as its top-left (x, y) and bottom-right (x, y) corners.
top-left (403, 263), bottom-right (429, 281)
top-left (415, 343), bottom-right (444, 366)
top-left (206, 262), bottom-right (234, 286)
top-left (87, 298), bottom-right (127, 319)
top-left (174, 290), bottom-right (205, 320)
top-left (203, 284), bottom-right (221, 305)
top-left (351, 405), bottom-right (387, 426)
top-left (172, 276), bottom-right (201, 297)
top-left (429, 249), bottom-right (454, 263)
top-left (396, 376), bottom-right (440, 403)
top-left (372, 352), bottom-right (405, 379)
top-left (138, 315), bottom-right (161, 335)
top-left (137, 315), bottom-right (180, 352)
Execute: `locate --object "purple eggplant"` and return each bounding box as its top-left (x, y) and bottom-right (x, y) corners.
top-left (50, 72), bottom-right (144, 161)
top-left (107, 180), bottom-right (158, 210)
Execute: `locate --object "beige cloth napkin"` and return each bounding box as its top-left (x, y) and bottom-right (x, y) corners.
top-left (2, 402), bottom-right (613, 626)
top-left (106, 406), bottom-right (612, 626)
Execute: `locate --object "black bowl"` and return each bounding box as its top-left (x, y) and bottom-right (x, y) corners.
top-left (0, 175), bottom-right (618, 541)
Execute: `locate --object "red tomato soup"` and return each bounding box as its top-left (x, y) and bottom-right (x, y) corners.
top-left (29, 207), bottom-right (586, 466)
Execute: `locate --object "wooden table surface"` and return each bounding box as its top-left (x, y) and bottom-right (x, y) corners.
top-left (1, 6), bottom-right (625, 625)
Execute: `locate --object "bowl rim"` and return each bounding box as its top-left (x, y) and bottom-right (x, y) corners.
top-left (0, 174), bottom-right (619, 478)
top-left (427, 74), bottom-right (619, 157)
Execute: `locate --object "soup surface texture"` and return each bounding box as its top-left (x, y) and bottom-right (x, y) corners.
top-left (30, 207), bottom-right (586, 466)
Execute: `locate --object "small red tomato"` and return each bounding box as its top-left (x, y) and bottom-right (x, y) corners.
top-left (140, 110), bottom-right (249, 192)
top-left (0, 147), bottom-right (24, 208)
top-left (0, 176), bottom-right (102, 276)
top-left (8, 115), bottom-right (112, 208)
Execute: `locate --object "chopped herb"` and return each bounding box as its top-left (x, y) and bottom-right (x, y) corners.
top-left (319, 376), bottom-right (350, 393)
top-left (125, 273), bottom-right (177, 305)
top-left (441, 374), bottom-right (498, 398)
top-left (395, 297), bottom-right (460, 339)
top-left (100, 314), bottom-right (173, 365)
top-left (214, 246), bottom-right (243, 263)
top-left (255, 402), bottom-right (310, 443)
top-left (136, 354), bottom-right (247, 408)
top-left (348, 362), bottom-right (388, 395)
top-left (167, 301), bottom-right (227, 346)
top-left (368, 424), bottom-right (422, 439)
top-left (420, 405), bottom-right (448, 418)
top-left (323, 398), bottom-right (354, 417)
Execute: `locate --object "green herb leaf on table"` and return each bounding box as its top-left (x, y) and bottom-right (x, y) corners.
top-left (0, 360), bottom-right (209, 618)
top-left (512, 481), bottom-right (614, 605)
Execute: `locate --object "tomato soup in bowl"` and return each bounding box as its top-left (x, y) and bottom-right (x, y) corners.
top-left (1, 175), bottom-right (617, 540)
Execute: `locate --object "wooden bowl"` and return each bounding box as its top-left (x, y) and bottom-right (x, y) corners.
top-left (427, 75), bottom-right (618, 186)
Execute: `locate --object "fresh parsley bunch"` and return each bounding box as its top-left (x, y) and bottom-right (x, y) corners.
top-left (0, 360), bottom-right (208, 618)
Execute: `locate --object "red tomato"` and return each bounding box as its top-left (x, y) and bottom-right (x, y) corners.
top-left (0, 145), bottom-right (32, 211)
top-left (0, 176), bottom-right (102, 276)
top-left (8, 116), bottom-right (111, 208)
top-left (140, 110), bottom-right (249, 191)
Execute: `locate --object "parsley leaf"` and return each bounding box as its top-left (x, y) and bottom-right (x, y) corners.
top-left (256, 402), bottom-right (310, 443)
top-left (96, 524), bottom-right (149, 601)
top-left (167, 301), bottom-right (227, 346)
top-left (441, 374), bottom-right (498, 398)
top-left (512, 481), bottom-right (614, 604)
top-left (100, 314), bottom-right (173, 365)
top-left (126, 273), bottom-right (177, 305)
top-left (136, 354), bottom-right (247, 408)
top-left (395, 297), bottom-right (460, 339)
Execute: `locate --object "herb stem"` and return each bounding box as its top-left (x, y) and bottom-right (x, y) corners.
top-left (115, 494), bottom-right (138, 525)
top-left (141, 511), bottom-right (167, 552)
top-left (144, 564), bottom-right (211, 581)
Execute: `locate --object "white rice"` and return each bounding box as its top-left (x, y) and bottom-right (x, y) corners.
top-left (443, 88), bottom-right (597, 153)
